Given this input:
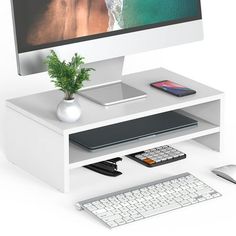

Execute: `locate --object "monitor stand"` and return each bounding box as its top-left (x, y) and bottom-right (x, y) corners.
top-left (78, 57), bottom-right (147, 106)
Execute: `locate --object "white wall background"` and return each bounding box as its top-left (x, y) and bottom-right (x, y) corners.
top-left (0, 1), bottom-right (236, 236)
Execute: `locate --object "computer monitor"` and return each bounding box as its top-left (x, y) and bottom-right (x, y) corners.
top-left (11, 0), bottom-right (203, 105)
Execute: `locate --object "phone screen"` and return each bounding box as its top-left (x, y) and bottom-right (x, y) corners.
top-left (151, 80), bottom-right (196, 97)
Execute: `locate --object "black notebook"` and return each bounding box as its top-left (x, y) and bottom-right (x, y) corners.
top-left (70, 111), bottom-right (198, 151)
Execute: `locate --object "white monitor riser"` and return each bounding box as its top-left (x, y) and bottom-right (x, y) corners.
top-left (5, 68), bottom-right (224, 193)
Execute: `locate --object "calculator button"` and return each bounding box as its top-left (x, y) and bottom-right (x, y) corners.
top-left (143, 158), bottom-right (156, 165)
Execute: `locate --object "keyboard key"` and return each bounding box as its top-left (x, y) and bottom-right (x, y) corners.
top-left (98, 211), bottom-right (113, 218)
top-left (136, 208), bottom-right (146, 213)
top-left (141, 203), bottom-right (181, 218)
top-left (105, 206), bottom-right (114, 211)
top-left (131, 213), bottom-right (144, 221)
top-left (129, 210), bottom-right (138, 215)
top-left (121, 202), bottom-right (129, 207)
top-left (86, 205), bottom-right (97, 211)
top-left (127, 205), bottom-right (137, 210)
top-left (196, 188), bottom-right (215, 196)
top-left (120, 207), bottom-right (129, 212)
top-left (93, 208), bottom-right (107, 215)
top-left (129, 200), bottom-right (138, 205)
top-left (180, 200), bottom-right (191, 206)
top-left (113, 204), bottom-right (122, 209)
top-left (107, 221), bottom-right (118, 228)
top-left (189, 198), bottom-right (198, 204)
top-left (102, 214), bottom-right (122, 222)
top-left (123, 217), bottom-right (134, 223)
top-left (144, 205), bottom-right (153, 211)
top-left (198, 197), bottom-right (206, 202)
top-left (115, 219), bottom-right (126, 225)
top-left (212, 193), bottom-right (221, 198)
top-left (112, 209), bottom-right (121, 214)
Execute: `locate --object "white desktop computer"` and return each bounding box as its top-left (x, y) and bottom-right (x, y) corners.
top-left (11, 0), bottom-right (203, 105)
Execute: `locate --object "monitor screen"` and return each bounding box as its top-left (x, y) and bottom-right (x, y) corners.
top-left (12, 0), bottom-right (201, 53)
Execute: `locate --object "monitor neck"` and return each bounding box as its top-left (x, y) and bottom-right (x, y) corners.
top-left (81, 57), bottom-right (125, 90)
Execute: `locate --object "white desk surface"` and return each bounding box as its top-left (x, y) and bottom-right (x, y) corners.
top-left (2, 68), bottom-right (231, 235)
top-left (0, 140), bottom-right (235, 235)
top-left (6, 68), bottom-right (223, 135)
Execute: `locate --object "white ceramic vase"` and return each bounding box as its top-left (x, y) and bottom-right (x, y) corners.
top-left (57, 98), bottom-right (81, 123)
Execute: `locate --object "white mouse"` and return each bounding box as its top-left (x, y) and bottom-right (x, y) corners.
top-left (212, 165), bottom-right (236, 184)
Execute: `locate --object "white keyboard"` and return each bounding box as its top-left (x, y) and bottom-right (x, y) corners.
top-left (76, 173), bottom-right (221, 228)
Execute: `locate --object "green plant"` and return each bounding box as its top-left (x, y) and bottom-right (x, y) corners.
top-left (45, 50), bottom-right (94, 100)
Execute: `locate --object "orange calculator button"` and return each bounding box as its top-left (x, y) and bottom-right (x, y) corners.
top-left (143, 158), bottom-right (156, 165)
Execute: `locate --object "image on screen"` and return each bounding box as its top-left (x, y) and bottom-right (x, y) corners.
top-left (12, 0), bottom-right (201, 53)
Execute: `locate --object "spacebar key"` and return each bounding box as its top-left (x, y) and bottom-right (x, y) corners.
top-left (141, 203), bottom-right (181, 218)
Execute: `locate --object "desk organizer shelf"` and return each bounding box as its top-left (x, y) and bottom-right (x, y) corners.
top-left (5, 68), bottom-right (224, 192)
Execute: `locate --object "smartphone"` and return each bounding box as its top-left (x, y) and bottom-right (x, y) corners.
top-left (150, 80), bottom-right (196, 97)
